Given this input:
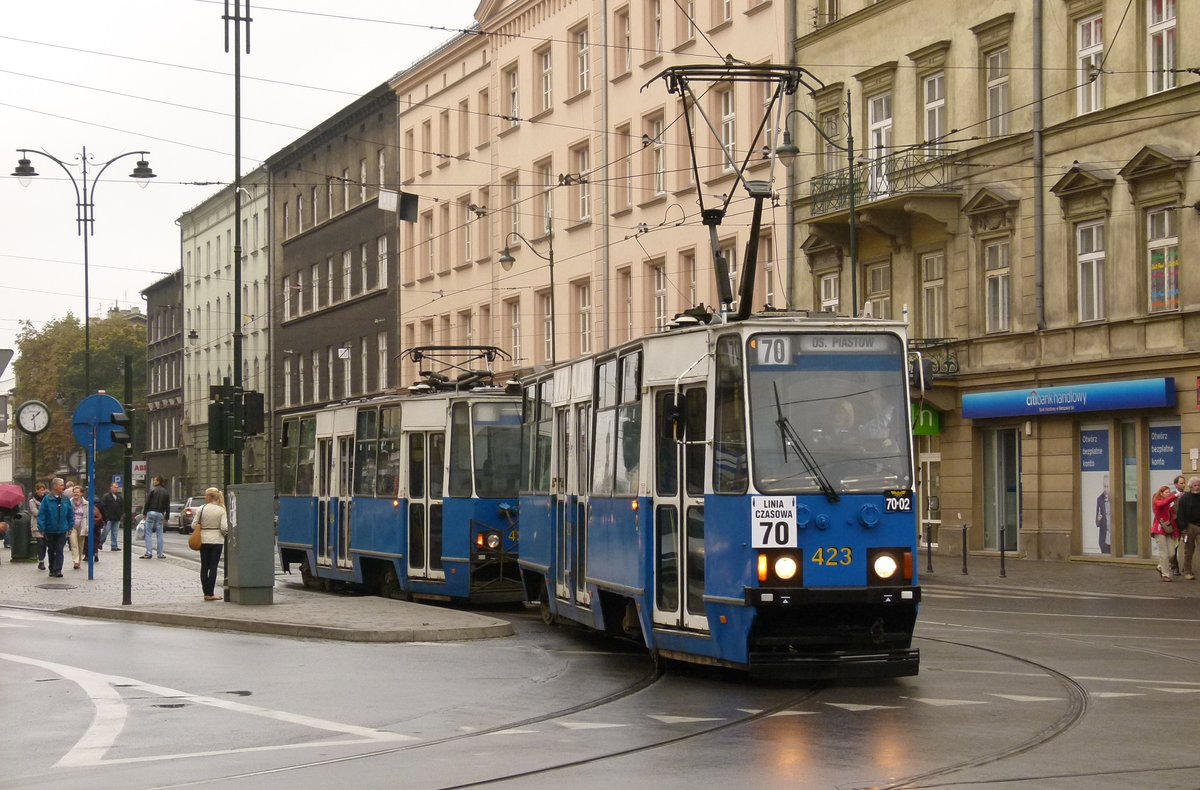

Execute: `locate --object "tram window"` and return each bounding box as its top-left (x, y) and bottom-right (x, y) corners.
top-left (655, 505), bottom-right (679, 610)
top-left (656, 393), bottom-right (679, 496)
top-left (592, 409), bottom-right (615, 496)
top-left (280, 419), bottom-right (299, 495)
top-left (685, 506), bottom-right (706, 616)
top-left (475, 402), bottom-right (522, 498)
top-left (521, 385), bottom-right (536, 494)
top-left (296, 417), bottom-right (317, 496)
top-left (354, 408), bottom-right (379, 496)
top-left (409, 434), bottom-right (425, 499)
top-left (684, 390), bottom-right (707, 496)
top-left (614, 403), bottom-right (641, 495)
top-left (376, 406), bottom-right (401, 497)
top-left (596, 359), bottom-right (617, 409)
top-left (449, 402), bottom-right (473, 498)
top-left (713, 335), bottom-right (748, 493)
top-left (429, 432), bottom-right (445, 500)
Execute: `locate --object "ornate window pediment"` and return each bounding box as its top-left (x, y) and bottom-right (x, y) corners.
top-left (963, 187), bottom-right (1018, 234)
top-left (1050, 161), bottom-right (1114, 220)
top-left (801, 233), bottom-right (842, 274)
top-left (1118, 145), bottom-right (1190, 205)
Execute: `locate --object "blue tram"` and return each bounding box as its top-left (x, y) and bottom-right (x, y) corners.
top-left (277, 347), bottom-right (523, 603)
top-left (517, 317), bottom-right (924, 679)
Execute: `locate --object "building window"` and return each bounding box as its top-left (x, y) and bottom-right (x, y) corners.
top-left (921, 252), bottom-right (946, 338)
top-left (573, 25), bottom-right (589, 94)
top-left (719, 86), bottom-right (735, 173)
top-left (819, 110), bottom-right (840, 173)
top-left (759, 234), bottom-right (775, 308)
top-left (541, 292), bottom-right (553, 361)
top-left (1077, 15), bottom-right (1103, 114)
top-left (312, 263), bottom-right (321, 309)
top-left (377, 235), bottom-right (388, 288)
top-left (504, 174), bottom-right (520, 237)
top-left (986, 48), bottom-right (1010, 138)
top-left (296, 194), bottom-right (304, 233)
top-left (282, 274), bottom-right (291, 320)
top-left (676, 0), bottom-right (696, 43)
top-left (578, 281), bottom-right (592, 354)
top-left (360, 337), bottom-right (369, 394)
top-left (326, 257), bottom-right (334, 303)
top-left (377, 331), bottom-right (388, 389)
top-left (646, 115), bottom-right (666, 195)
top-left (867, 92), bottom-right (892, 195)
top-left (342, 250), bottom-right (352, 300)
top-left (923, 72), bottom-right (945, 146)
top-left (440, 202), bottom-right (451, 271)
top-left (647, 0), bottom-right (663, 56)
top-left (463, 201), bottom-right (474, 264)
top-left (652, 261), bottom-right (668, 331)
top-left (865, 262), bottom-right (891, 319)
top-left (421, 119), bottom-right (432, 173)
top-left (360, 158), bottom-right (367, 200)
top-left (1149, 0), bottom-right (1177, 93)
top-left (326, 179), bottom-right (334, 218)
top-left (537, 46), bottom-right (553, 114)
top-left (1148, 207), bottom-right (1180, 312)
top-left (457, 100), bottom-right (470, 154)
top-left (717, 0), bottom-right (732, 23)
top-left (618, 268), bottom-right (633, 341)
top-left (818, 0), bottom-right (839, 26)
top-left (504, 65), bottom-right (520, 126)
top-left (574, 145), bottom-right (591, 221)
top-left (359, 243), bottom-right (368, 294)
top-left (342, 168), bottom-right (350, 209)
top-left (719, 240), bottom-right (737, 307)
top-left (1077, 221), bottom-right (1105, 322)
top-left (477, 88), bottom-right (489, 142)
top-left (312, 350), bottom-right (322, 402)
top-left (984, 239), bottom-right (1011, 333)
top-left (615, 7), bottom-right (632, 75)
top-left (310, 186), bottom-right (318, 226)
top-left (537, 159), bottom-right (553, 236)
top-left (282, 203), bottom-right (289, 238)
top-left (476, 187), bottom-right (489, 258)
top-left (819, 272), bottom-right (840, 312)
top-left (378, 148), bottom-right (386, 192)
top-left (422, 212), bottom-right (435, 276)
top-left (508, 299), bottom-right (522, 362)
top-left (616, 123), bottom-right (632, 210)
top-left (681, 250), bottom-right (697, 308)
top-left (297, 354), bottom-right (306, 403)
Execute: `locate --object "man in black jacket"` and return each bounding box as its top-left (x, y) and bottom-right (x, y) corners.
top-left (1175, 477), bottom-right (1200, 581)
top-left (100, 482), bottom-right (124, 552)
top-left (142, 477), bottom-right (171, 559)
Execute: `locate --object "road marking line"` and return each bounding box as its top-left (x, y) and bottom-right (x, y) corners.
top-left (923, 609), bottom-right (1197, 623)
top-left (987, 694), bottom-right (1062, 702)
top-left (557, 721), bottom-right (629, 729)
top-left (648, 714), bottom-right (725, 724)
top-left (1090, 692), bottom-right (1143, 698)
top-left (0, 652), bottom-right (413, 768)
top-left (1141, 687), bottom-right (1200, 694)
top-left (824, 703), bottom-right (901, 712)
top-left (903, 697), bottom-right (988, 707)
top-left (767, 710), bottom-right (819, 717)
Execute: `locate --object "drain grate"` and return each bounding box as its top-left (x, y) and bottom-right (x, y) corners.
top-left (36, 583), bottom-right (78, 590)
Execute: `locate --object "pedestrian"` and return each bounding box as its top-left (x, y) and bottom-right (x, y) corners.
top-left (1169, 475), bottom-right (1187, 576)
top-left (37, 478), bottom-right (73, 578)
top-left (1152, 485), bottom-right (1181, 582)
top-left (142, 476), bottom-right (170, 560)
top-left (28, 482), bottom-right (47, 571)
top-left (1175, 476), bottom-right (1200, 581)
top-left (68, 485), bottom-right (88, 570)
top-left (101, 482), bottom-right (123, 551)
top-left (194, 487), bottom-right (230, 601)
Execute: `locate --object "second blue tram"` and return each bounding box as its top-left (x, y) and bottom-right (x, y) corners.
top-left (517, 315), bottom-right (923, 679)
top-left (277, 375), bottom-right (523, 603)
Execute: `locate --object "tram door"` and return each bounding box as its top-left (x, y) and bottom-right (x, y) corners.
top-left (574, 403), bottom-right (591, 605)
top-left (316, 437), bottom-right (333, 569)
top-left (335, 435), bottom-right (353, 570)
top-left (407, 431), bottom-right (446, 580)
top-left (651, 387), bottom-right (708, 631)
top-left (554, 407), bottom-right (571, 600)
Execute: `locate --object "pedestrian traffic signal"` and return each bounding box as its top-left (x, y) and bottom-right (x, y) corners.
top-left (111, 409), bottom-right (133, 446)
top-left (209, 399), bottom-right (232, 453)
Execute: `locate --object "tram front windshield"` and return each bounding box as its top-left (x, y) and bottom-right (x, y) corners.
top-left (748, 333), bottom-right (911, 494)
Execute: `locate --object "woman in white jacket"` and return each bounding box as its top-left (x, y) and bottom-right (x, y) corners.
top-left (195, 487), bottom-right (230, 601)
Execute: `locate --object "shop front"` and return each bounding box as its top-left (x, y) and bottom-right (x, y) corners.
top-left (962, 378), bottom-right (1177, 561)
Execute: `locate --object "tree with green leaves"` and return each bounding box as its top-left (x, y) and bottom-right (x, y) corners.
top-left (12, 312), bottom-right (147, 490)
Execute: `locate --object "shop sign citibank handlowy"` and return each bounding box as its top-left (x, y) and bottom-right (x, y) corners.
top-left (962, 378), bottom-right (1175, 420)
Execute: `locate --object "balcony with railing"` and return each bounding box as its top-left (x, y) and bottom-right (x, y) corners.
top-left (810, 146), bottom-right (958, 216)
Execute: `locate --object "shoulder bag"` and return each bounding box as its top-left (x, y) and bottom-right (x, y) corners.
top-left (188, 505), bottom-right (205, 551)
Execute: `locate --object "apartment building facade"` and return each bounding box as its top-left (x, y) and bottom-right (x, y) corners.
top-left (266, 85), bottom-right (401, 428)
top-left (140, 271), bottom-right (185, 500)
top-left (392, 0), bottom-right (790, 384)
top-left (790, 0), bottom-right (1198, 561)
top-left (178, 165), bottom-right (272, 496)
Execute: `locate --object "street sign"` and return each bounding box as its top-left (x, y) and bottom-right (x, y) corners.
top-left (72, 393), bottom-right (123, 453)
top-left (112, 474), bottom-right (123, 487)
top-left (132, 460), bottom-right (147, 482)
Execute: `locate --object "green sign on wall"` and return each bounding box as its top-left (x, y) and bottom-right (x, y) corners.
top-left (912, 403), bottom-right (941, 436)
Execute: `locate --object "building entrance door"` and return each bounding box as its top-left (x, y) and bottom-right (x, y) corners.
top-left (982, 428), bottom-right (1020, 551)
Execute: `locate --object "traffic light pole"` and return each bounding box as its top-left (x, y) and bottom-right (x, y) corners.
top-left (122, 354), bottom-right (133, 606)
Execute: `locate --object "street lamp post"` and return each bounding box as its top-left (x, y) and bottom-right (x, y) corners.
top-left (12, 147), bottom-right (156, 394)
top-left (775, 92), bottom-right (858, 317)
top-left (498, 228), bottom-right (556, 366)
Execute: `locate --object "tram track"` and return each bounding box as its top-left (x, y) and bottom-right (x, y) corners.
top-left (866, 635), bottom-right (1091, 790)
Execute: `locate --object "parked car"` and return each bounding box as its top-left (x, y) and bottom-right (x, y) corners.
top-left (166, 503), bottom-right (185, 532)
top-left (180, 496), bottom-right (206, 534)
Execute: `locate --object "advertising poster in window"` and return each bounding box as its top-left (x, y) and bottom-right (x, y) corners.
top-left (1148, 422), bottom-right (1182, 557)
top-left (1080, 426), bottom-right (1111, 555)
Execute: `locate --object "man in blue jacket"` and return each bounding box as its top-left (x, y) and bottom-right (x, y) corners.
top-left (37, 478), bottom-right (73, 578)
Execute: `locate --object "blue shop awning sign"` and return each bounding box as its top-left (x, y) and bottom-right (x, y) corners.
top-left (962, 378), bottom-right (1175, 419)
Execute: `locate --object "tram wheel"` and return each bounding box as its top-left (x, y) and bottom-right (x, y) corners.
top-left (538, 583), bottom-right (555, 625)
top-left (379, 564), bottom-right (404, 600)
top-left (299, 557), bottom-right (319, 589)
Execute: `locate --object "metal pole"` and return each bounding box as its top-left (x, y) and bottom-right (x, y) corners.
top-left (81, 147), bottom-right (92, 395)
top-left (225, 0), bottom-right (250, 485)
top-left (961, 524), bottom-right (969, 575)
top-left (846, 92), bottom-right (858, 318)
top-left (122, 355), bottom-right (133, 605)
top-left (925, 524), bottom-right (933, 574)
top-left (548, 221), bottom-right (556, 365)
top-left (999, 523), bottom-right (1007, 578)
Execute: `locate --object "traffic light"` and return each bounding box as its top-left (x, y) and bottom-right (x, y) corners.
top-left (208, 399), bottom-right (231, 453)
top-left (242, 390), bottom-right (265, 435)
top-left (111, 409), bottom-right (133, 445)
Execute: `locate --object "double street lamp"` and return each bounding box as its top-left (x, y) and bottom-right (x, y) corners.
top-left (12, 147), bottom-right (156, 395)
top-left (498, 228), bottom-right (556, 366)
top-left (775, 92), bottom-right (859, 317)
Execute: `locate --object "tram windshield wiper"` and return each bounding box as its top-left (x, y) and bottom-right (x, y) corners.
top-left (773, 382), bottom-right (839, 503)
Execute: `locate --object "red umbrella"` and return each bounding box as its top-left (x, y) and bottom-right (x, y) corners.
top-left (0, 483), bottom-right (25, 510)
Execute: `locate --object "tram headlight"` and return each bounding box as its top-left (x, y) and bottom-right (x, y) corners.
top-left (485, 532), bottom-right (501, 550)
top-left (873, 553), bottom-right (899, 580)
top-left (774, 555), bottom-right (798, 580)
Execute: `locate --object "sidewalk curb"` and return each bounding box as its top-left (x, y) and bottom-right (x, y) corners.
top-left (59, 605), bottom-right (515, 642)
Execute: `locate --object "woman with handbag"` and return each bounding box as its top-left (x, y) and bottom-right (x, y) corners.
top-left (1152, 485), bottom-right (1181, 582)
top-left (195, 487), bottom-right (230, 601)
